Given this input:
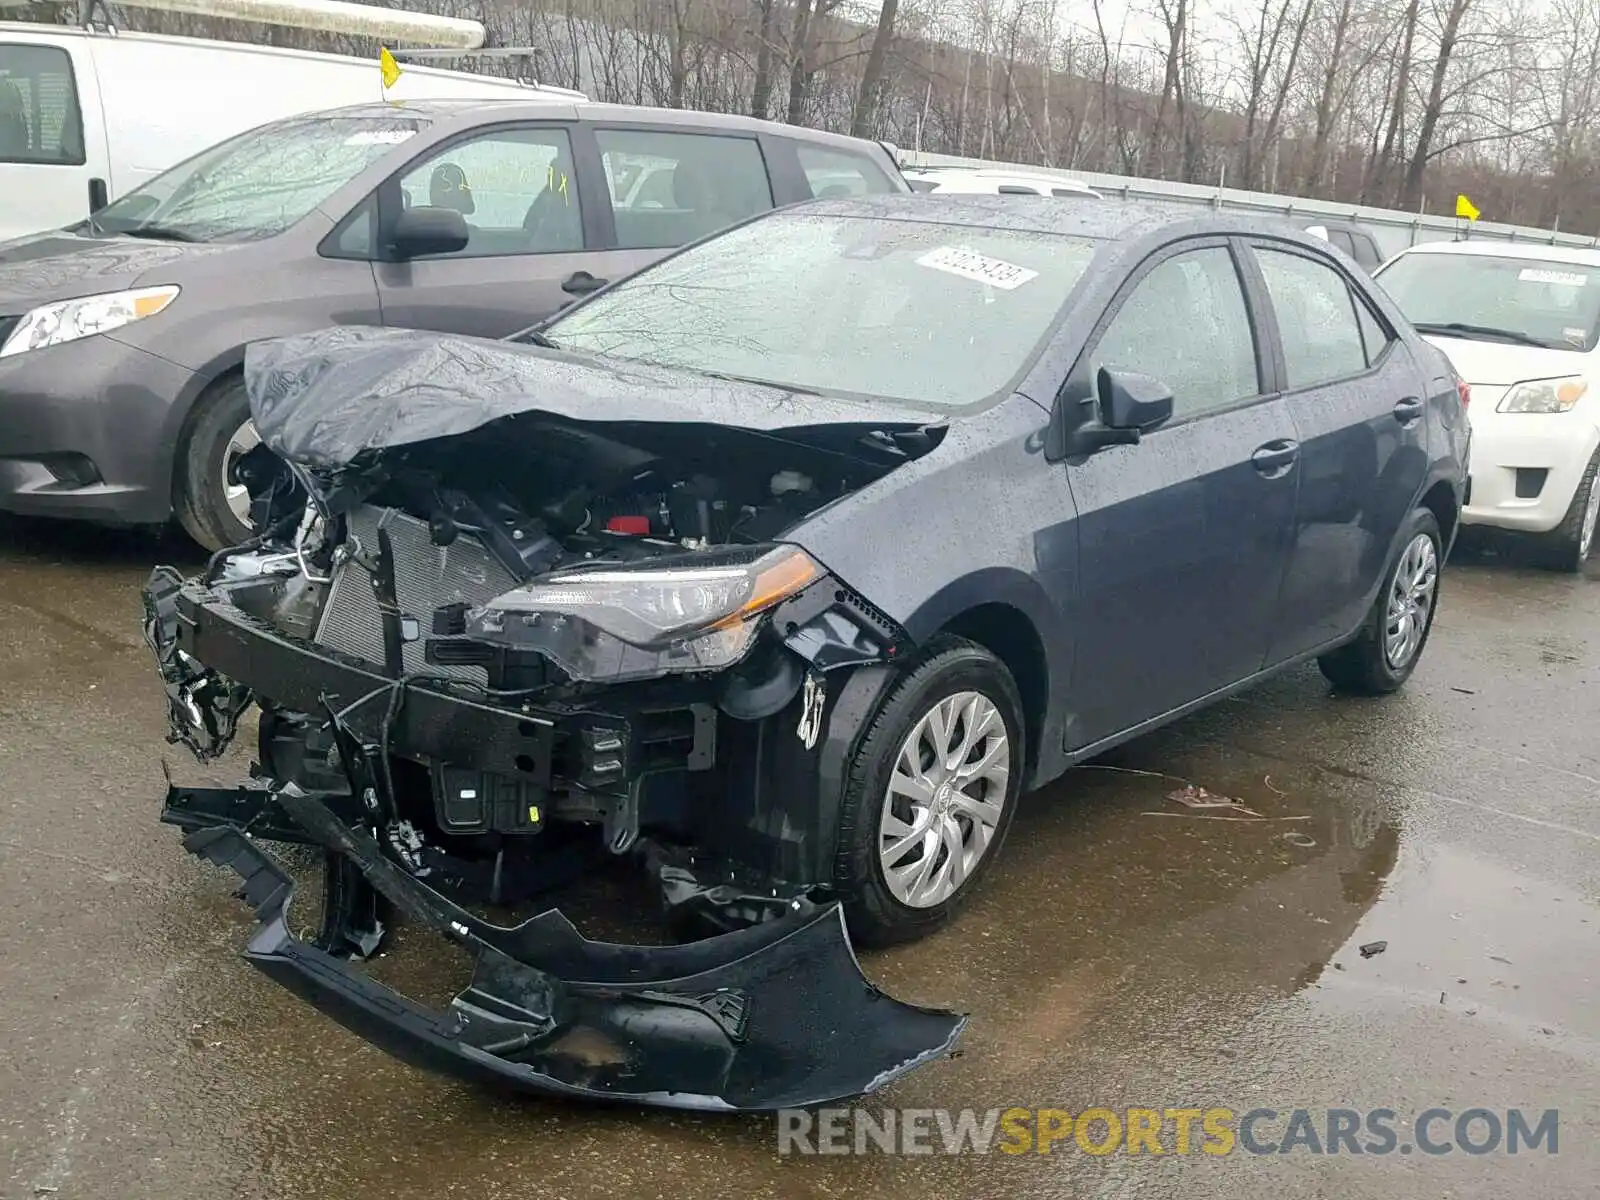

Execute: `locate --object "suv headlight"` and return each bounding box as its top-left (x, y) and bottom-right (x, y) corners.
top-left (1497, 376), bottom-right (1588, 413)
top-left (0, 286), bottom-right (180, 358)
top-left (465, 544), bottom-right (824, 682)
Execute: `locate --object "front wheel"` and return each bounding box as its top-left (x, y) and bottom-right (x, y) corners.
top-left (175, 374), bottom-right (258, 552)
top-left (1532, 447), bottom-right (1600, 574)
top-left (1318, 508), bottom-right (1443, 695)
top-left (833, 637), bottom-right (1025, 947)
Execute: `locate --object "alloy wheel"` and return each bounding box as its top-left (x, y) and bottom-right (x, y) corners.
top-left (1579, 472), bottom-right (1600, 561)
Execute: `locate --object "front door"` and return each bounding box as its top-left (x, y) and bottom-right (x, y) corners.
top-left (1244, 241), bottom-right (1430, 661)
top-left (1066, 240), bottom-right (1301, 746)
top-left (371, 123), bottom-right (605, 337)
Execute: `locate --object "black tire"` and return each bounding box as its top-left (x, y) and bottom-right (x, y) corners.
top-left (1318, 507), bottom-right (1444, 695)
top-left (175, 374), bottom-right (254, 552)
top-left (1531, 447), bottom-right (1600, 574)
top-left (833, 636), bottom-right (1025, 948)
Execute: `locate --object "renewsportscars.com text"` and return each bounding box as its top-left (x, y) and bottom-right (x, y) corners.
top-left (777, 1106), bottom-right (1560, 1157)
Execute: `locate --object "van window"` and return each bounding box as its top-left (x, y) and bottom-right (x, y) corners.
top-left (396, 126), bottom-right (581, 257)
top-left (796, 144), bottom-right (894, 198)
top-left (597, 128), bottom-right (773, 250)
top-left (0, 44), bottom-right (85, 166)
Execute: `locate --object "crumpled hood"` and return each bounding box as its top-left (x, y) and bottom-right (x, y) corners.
top-left (245, 325), bottom-right (947, 469)
top-left (0, 230), bottom-right (207, 310)
top-left (1419, 333), bottom-right (1590, 387)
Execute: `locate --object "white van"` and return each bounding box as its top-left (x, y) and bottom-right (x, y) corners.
top-left (0, 14), bottom-right (585, 242)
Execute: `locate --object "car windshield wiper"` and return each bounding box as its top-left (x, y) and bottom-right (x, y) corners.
top-left (692, 368), bottom-right (821, 397)
top-left (1413, 321), bottom-right (1553, 348)
top-left (518, 329), bottom-right (561, 349)
top-left (115, 225), bottom-right (202, 243)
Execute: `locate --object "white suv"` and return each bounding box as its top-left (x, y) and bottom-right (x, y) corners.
top-left (1376, 240), bottom-right (1600, 571)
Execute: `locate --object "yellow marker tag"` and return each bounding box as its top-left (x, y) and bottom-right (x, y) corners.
top-left (1455, 193), bottom-right (1480, 222)
top-left (379, 47), bottom-right (403, 90)
top-left (528, 805), bottom-right (541, 824)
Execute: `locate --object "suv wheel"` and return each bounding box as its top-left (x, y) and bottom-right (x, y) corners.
top-left (833, 637), bottom-right (1024, 947)
top-left (1533, 447), bottom-right (1600, 573)
top-left (175, 375), bottom-right (256, 552)
top-left (1318, 507), bottom-right (1443, 695)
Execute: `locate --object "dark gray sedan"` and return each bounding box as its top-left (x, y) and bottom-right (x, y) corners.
top-left (0, 99), bottom-right (906, 549)
top-left (143, 195), bottom-right (1467, 1110)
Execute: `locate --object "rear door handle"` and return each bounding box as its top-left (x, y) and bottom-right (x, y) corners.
top-left (1394, 396), bottom-right (1424, 424)
top-left (1251, 439), bottom-right (1300, 476)
top-left (561, 270), bottom-right (606, 296)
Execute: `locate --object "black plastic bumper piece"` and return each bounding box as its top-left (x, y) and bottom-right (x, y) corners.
top-left (182, 793), bottom-right (965, 1111)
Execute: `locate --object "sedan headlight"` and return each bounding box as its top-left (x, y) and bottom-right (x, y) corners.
top-left (0, 286), bottom-right (180, 358)
top-left (1497, 376), bottom-right (1588, 414)
top-left (465, 544), bottom-right (824, 682)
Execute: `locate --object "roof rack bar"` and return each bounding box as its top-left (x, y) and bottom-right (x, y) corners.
top-left (73, 0), bottom-right (486, 48)
top-left (386, 47), bottom-right (542, 60)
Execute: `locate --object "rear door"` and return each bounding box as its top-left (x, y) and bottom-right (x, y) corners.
top-left (1243, 239), bottom-right (1430, 661)
top-left (371, 121), bottom-right (602, 335)
top-left (1066, 238), bottom-right (1301, 745)
top-left (0, 39), bottom-right (107, 241)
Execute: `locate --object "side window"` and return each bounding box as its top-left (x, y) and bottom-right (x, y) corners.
top-left (1093, 247), bottom-right (1260, 419)
top-left (1354, 294), bottom-right (1392, 366)
top-left (796, 144), bottom-right (894, 197)
top-left (395, 126), bottom-right (580, 258)
top-left (0, 44), bottom-right (85, 165)
top-left (329, 195), bottom-right (376, 258)
top-left (1329, 229), bottom-right (1357, 257)
top-left (597, 128), bottom-right (773, 250)
top-left (1256, 248), bottom-right (1369, 388)
top-left (997, 184), bottom-right (1043, 195)
top-left (1051, 187), bottom-right (1090, 198)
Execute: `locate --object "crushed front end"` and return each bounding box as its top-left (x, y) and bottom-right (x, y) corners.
top-left (144, 327), bottom-right (962, 1110)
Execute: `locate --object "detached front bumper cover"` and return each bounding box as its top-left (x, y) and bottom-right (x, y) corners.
top-left (173, 783), bottom-right (966, 1111)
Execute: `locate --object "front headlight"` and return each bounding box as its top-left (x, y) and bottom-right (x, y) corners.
top-left (465, 544), bottom-right (824, 682)
top-left (0, 285), bottom-right (180, 358)
top-left (1497, 376), bottom-right (1588, 413)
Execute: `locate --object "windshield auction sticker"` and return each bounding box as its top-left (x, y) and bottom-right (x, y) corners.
top-left (917, 245), bottom-right (1039, 290)
top-left (1519, 267), bottom-right (1588, 286)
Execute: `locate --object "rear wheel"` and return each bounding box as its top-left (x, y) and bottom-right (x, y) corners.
top-left (175, 374), bottom-right (257, 552)
top-left (1531, 447), bottom-right (1600, 574)
top-left (833, 637), bottom-right (1024, 947)
top-left (1318, 508), bottom-right (1443, 695)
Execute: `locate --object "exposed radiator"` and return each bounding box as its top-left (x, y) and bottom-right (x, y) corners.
top-left (313, 506), bottom-right (520, 684)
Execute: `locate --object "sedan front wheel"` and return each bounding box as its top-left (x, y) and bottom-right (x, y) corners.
top-left (834, 637), bottom-right (1025, 947)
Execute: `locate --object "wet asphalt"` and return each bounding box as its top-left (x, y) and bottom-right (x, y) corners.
top-left (0, 515), bottom-right (1595, 1200)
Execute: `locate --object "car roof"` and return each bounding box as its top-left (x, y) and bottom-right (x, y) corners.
top-left (1392, 239), bottom-right (1600, 266)
top-left (299, 98), bottom-right (891, 151)
top-left (787, 193), bottom-right (1331, 245)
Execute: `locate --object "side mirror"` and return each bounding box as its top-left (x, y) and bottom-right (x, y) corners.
top-left (390, 206), bottom-right (469, 259)
top-left (1097, 367), bottom-right (1174, 432)
top-left (1054, 367), bottom-right (1175, 458)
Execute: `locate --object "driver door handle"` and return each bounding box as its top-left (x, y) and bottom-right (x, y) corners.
top-left (1251, 439), bottom-right (1300, 476)
top-left (1394, 396), bottom-right (1424, 424)
top-left (561, 270), bottom-right (606, 296)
